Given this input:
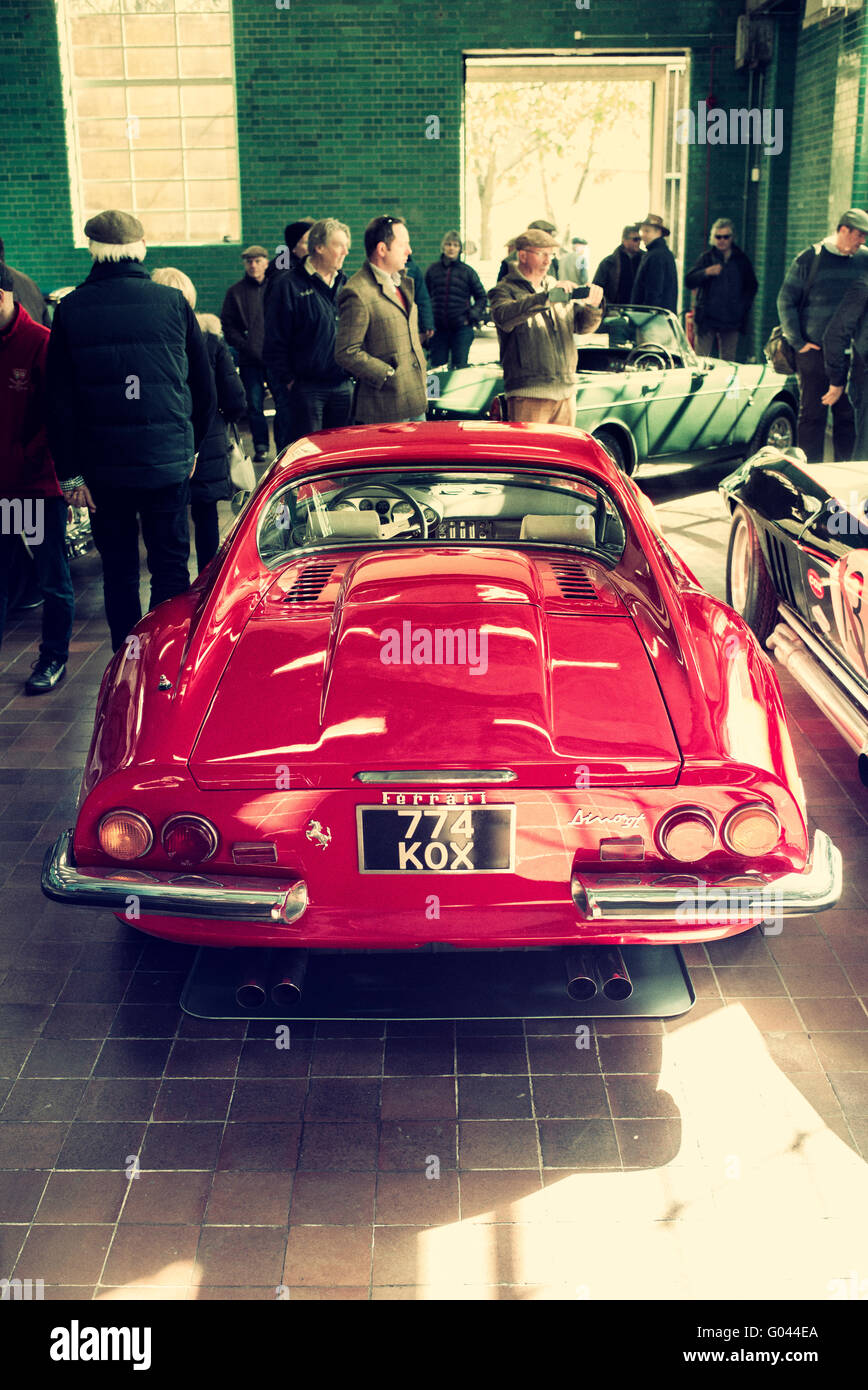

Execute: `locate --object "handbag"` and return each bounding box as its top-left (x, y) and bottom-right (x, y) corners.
top-left (764, 242), bottom-right (823, 374)
top-left (228, 423), bottom-right (255, 494)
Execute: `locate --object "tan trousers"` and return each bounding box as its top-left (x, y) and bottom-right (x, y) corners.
top-left (508, 396), bottom-right (575, 425)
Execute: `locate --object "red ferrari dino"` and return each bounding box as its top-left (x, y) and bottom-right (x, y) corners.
top-left (42, 422), bottom-right (841, 957)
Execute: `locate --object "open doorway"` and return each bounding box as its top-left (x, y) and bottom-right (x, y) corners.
top-left (463, 53), bottom-right (689, 293)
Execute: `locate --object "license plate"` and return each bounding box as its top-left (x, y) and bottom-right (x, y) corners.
top-left (357, 804), bottom-right (515, 873)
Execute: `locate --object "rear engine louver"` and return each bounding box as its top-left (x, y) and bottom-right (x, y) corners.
top-left (764, 532), bottom-right (797, 606)
top-left (545, 559), bottom-right (599, 601)
top-left (283, 563), bottom-right (337, 603)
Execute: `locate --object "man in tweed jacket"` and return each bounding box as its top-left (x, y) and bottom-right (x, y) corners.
top-left (335, 215), bottom-right (428, 424)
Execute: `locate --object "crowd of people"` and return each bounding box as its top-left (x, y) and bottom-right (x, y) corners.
top-left (3, 199), bottom-right (868, 697)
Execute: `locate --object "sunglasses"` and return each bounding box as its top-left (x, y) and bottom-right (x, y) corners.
top-left (714, 233), bottom-right (732, 240)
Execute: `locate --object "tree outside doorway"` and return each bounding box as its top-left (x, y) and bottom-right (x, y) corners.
top-left (465, 79), bottom-right (651, 287)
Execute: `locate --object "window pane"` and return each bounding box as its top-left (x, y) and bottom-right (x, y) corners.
top-left (177, 13), bottom-right (230, 42)
top-left (178, 46), bottom-right (232, 79)
top-left (175, 0), bottom-right (230, 12)
top-left (122, 0), bottom-right (173, 12)
top-left (133, 149), bottom-right (184, 179)
top-left (81, 150), bottom-right (132, 180)
top-left (184, 147), bottom-right (235, 179)
top-left (187, 178), bottom-right (235, 209)
top-left (188, 210), bottom-right (238, 241)
top-left (73, 46), bottom-right (125, 78)
top-left (125, 46), bottom-right (179, 79)
top-left (71, 16), bottom-right (122, 43)
top-left (78, 118), bottom-right (132, 149)
top-left (180, 84), bottom-right (234, 117)
top-left (138, 210), bottom-right (187, 242)
top-left (135, 180), bottom-right (185, 210)
top-left (131, 86), bottom-right (181, 117)
top-left (183, 116), bottom-right (235, 147)
top-left (74, 88), bottom-right (127, 119)
top-left (135, 118), bottom-right (183, 148)
top-left (122, 14), bottom-right (176, 43)
top-left (83, 181), bottom-right (134, 208)
top-left (69, 0), bottom-right (120, 13)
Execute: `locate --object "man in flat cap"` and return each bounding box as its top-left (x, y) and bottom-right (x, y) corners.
top-left (44, 210), bottom-right (215, 653)
top-left (778, 208), bottom-right (868, 461)
top-left (488, 228), bottom-right (604, 425)
top-left (221, 245), bottom-right (271, 462)
top-left (631, 213), bottom-right (678, 313)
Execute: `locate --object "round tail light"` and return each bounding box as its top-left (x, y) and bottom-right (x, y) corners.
top-left (722, 805), bottom-right (781, 857)
top-left (656, 808), bottom-right (716, 862)
top-left (161, 815), bottom-right (218, 866)
top-left (98, 811), bottom-right (153, 860)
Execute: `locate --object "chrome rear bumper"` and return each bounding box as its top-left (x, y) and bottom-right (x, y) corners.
top-left (42, 829), bottom-right (308, 926)
top-left (570, 830), bottom-right (841, 924)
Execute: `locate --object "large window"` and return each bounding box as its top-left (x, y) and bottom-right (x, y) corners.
top-left (56, 0), bottom-right (241, 246)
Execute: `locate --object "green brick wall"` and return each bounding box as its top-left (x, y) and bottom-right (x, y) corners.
top-left (0, 0), bottom-right (858, 345)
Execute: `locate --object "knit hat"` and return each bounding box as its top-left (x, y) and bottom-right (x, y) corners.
top-left (283, 219), bottom-right (315, 251)
top-left (84, 209), bottom-right (146, 262)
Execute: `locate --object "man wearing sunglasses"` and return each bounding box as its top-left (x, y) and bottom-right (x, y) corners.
top-left (592, 226), bottom-right (642, 306)
top-left (685, 218), bottom-right (758, 362)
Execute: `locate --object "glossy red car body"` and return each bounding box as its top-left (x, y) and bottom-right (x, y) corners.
top-left (43, 423), bottom-right (840, 949)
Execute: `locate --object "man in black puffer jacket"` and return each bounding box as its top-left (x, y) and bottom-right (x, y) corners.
top-left (263, 218), bottom-right (353, 436)
top-left (425, 231), bottom-right (488, 368)
top-left (44, 210), bottom-right (215, 652)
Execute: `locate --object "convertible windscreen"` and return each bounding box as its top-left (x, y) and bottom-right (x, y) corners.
top-left (258, 469), bottom-right (628, 567)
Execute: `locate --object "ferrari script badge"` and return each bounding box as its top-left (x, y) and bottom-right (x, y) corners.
top-left (569, 809), bottom-right (645, 830)
top-left (306, 819), bottom-right (332, 850)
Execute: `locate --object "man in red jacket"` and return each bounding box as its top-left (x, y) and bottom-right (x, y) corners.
top-left (0, 263), bottom-right (74, 693)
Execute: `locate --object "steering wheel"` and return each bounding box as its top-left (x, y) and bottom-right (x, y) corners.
top-left (625, 343), bottom-right (674, 371)
top-left (326, 482), bottom-right (428, 538)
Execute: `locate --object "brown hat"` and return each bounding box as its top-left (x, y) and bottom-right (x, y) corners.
top-left (84, 209), bottom-right (145, 244)
top-left (639, 213), bottom-right (670, 236)
top-left (241, 245), bottom-right (269, 259)
top-left (514, 228), bottom-right (558, 251)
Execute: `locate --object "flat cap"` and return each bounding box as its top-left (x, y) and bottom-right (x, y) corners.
top-left (242, 244), bottom-right (269, 259)
top-left (839, 208), bottom-right (868, 233)
top-left (83, 209), bottom-right (145, 244)
top-left (514, 228), bottom-right (558, 251)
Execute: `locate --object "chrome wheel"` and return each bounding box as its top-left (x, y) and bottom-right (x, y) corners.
top-left (729, 515), bottom-right (751, 613)
top-left (765, 413), bottom-right (794, 450)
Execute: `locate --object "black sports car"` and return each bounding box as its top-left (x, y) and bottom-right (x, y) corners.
top-left (721, 445), bottom-right (868, 784)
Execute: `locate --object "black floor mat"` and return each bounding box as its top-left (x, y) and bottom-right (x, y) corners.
top-left (180, 945), bottom-right (694, 1021)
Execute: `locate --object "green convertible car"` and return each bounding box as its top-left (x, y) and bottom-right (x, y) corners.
top-left (426, 305), bottom-right (798, 476)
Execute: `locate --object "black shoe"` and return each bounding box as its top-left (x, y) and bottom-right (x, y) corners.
top-left (253, 450), bottom-right (269, 464)
top-left (25, 657), bottom-right (67, 696)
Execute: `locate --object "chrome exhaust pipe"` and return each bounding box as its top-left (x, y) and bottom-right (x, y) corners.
top-left (269, 949), bottom-right (309, 1008)
top-left (564, 949), bottom-right (598, 1001)
top-left (595, 946), bottom-right (633, 1001)
top-left (235, 949), bottom-right (270, 1008)
top-left (767, 621), bottom-right (868, 765)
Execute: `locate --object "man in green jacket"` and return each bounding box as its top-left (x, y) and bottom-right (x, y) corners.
top-left (489, 228), bottom-right (604, 424)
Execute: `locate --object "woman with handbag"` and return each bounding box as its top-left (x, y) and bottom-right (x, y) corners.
top-left (151, 269), bottom-right (246, 571)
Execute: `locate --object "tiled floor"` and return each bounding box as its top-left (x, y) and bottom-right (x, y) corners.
top-left (0, 470), bottom-right (866, 1300)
